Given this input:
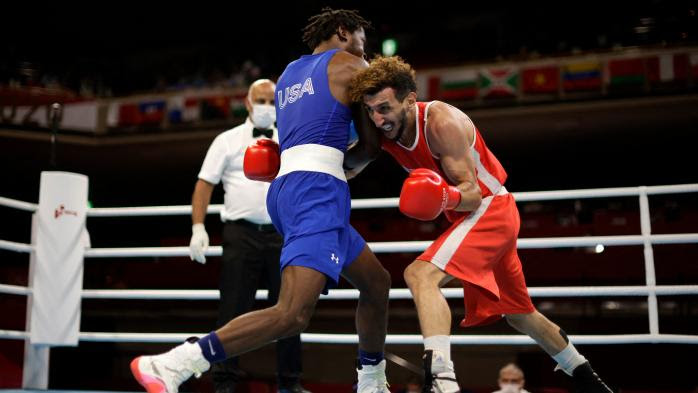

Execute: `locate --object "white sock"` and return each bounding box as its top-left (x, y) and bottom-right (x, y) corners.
top-left (552, 342), bottom-right (587, 376)
top-left (424, 335), bottom-right (451, 363)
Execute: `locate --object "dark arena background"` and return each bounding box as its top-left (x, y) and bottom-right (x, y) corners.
top-left (1, 1), bottom-right (697, 392)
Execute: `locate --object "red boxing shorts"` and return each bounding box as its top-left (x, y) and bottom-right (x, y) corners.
top-left (418, 189), bottom-right (535, 327)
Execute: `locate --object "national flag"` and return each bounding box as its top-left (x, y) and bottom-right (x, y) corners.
top-left (160, 96), bottom-right (203, 123)
top-left (230, 92), bottom-right (248, 118)
top-left (607, 57), bottom-right (646, 86)
top-left (117, 100), bottom-right (165, 126)
top-left (690, 52), bottom-right (698, 79)
top-left (562, 61), bottom-right (602, 91)
top-left (479, 67), bottom-right (518, 98)
top-left (200, 96), bottom-right (230, 120)
top-left (117, 103), bottom-right (139, 126)
top-left (182, 98), bottom-right (200, 122)
top-left (427, 69), bottom-right (478, 101)
top-left (646, 53), bottom-right (689, 84)
top-left (521, 65), bottom-right (559, 94)
top-left (167, 96), bottom-right (184, 124)
top-left (138, 100), bottom-right (166, 124)
top-left (106, 103), bottom-right (120, 128)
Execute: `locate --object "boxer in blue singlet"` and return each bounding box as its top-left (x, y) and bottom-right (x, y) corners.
top-left (131, 9), bottom-right (391, 393)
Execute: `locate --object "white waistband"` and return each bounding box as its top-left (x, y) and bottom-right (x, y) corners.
top-left (496, 185), bottom-right (508, 195)
top-left (277, 144), bottom-right (346, 182)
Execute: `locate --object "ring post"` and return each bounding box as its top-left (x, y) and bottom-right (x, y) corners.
top-left (639, 186), bottom-right (660, 335)
top-left (23, 171), bottom-right (88, 388)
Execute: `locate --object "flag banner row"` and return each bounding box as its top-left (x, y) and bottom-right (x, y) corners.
top-left (417, 49), bottom-right (698, 101)
top-left (2, 48), bottom-right (696, 133)
top-left (105, 89), bottom-right (249, 128)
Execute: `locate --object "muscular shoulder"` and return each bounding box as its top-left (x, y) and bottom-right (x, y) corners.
top-left (329, 51), bottom-right (368, 82)
top-left (426, 101), bottom-right (474, 155)
top-left (328, 50), bottom-right (368, 106)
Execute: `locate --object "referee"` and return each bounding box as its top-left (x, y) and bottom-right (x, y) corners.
top-left (189, 79), bottom-right (309, 393)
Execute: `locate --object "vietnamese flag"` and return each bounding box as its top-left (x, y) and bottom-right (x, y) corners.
top-left (522, 66), bottom-right (559, 94)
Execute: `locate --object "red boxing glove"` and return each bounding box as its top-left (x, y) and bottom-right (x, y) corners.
top-left (399, 168), bottom-right (461, 221)
top-left (243, 139), bottom-right (280, 182)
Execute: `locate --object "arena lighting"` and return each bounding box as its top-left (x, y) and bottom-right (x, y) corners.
top-left (595, 244), bottom-right (605, 253)
top-left (382, 38), bottom-right (397, 56)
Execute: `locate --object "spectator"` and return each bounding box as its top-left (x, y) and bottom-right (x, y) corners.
top-left (493, 363), bottom-right (529, 393)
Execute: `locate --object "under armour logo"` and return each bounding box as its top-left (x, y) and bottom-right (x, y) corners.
top-left (331, 253), bottom-right (339, 264)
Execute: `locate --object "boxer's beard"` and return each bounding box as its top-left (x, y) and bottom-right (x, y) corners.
top-left (389, 108), bottom-right (408, 143)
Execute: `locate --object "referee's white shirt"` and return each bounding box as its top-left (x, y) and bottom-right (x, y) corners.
top-left (197, 118), bottom-right (278, 225)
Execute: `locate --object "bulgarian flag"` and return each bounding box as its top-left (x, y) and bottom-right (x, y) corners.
top-left (427, 69), bottom-right (478, 101)
top-left (479, 67), bottom-right (519, 98)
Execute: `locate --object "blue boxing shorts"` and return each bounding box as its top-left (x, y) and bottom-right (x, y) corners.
top-left (267, 170), bottom-right (366, 293)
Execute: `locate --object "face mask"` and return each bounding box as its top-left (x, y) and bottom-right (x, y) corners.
top-left (499, 383), bottom-right (521, 393)
top-left (251, 104), bottom-right (276, 130)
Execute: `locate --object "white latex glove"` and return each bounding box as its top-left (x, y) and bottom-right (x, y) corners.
top-left (189, 223), bottom-right (209, 264)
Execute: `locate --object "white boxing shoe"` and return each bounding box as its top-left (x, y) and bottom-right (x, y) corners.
top-left (422, 350), bottom-right (460, 393)
top-left (356, 359), bottom-right (390, 393)
top-left (131, 341), bottom-right (210, 393)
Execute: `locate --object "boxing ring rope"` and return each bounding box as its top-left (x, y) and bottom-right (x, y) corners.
top-left (2, 183), bottom-right (698, 347)
top-left (2, 329), bottom-right (696, 345)
top-left (3, 234), bottom-right (698, 257)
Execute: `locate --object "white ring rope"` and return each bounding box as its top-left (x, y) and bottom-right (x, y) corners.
top-left (0, 329), bottom-right (696, 345)
top-left (1, 183), bottom-right (691, 217)
top-left (76, 234), bottom-right (698, 257)
top-left (0, 283), bottom-right (31, 296)
top-left (0, 196), bottom-right (38, 212)
top-left (3, 284), bottom-right (697, 299)
top-left (4, 233), bottom-right (698, 256)
top-left (0, 239), bottom-right (33, 253)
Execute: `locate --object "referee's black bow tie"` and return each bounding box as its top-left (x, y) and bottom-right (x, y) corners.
top-left (252, 128), bottom-right (273, 138)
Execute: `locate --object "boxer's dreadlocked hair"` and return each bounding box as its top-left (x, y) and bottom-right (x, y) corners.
top-left (349, 56), bottom-right (417, 102)
top-left (302, 8), bottom-right (372, 50)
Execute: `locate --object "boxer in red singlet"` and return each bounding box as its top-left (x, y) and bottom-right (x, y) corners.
top-left (346, 56), bottom-right (613, 393)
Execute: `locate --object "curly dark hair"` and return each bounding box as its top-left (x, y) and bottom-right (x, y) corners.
top-left (349, 56), bottom-right (417, 102)
top-left (301, 7), bottom-right (372, 50)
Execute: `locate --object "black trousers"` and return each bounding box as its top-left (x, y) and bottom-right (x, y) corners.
top-left (211, 220), bottom-right (302, 391)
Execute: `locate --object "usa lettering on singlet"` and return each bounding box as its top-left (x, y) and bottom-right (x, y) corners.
top-left (275, 49), bottom-right (353, 152)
